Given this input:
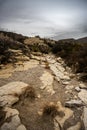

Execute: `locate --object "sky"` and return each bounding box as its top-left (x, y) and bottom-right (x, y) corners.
top-left (0, 0), bottom-right (87, 40)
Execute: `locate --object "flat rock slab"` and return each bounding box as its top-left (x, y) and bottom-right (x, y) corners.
top-left (0, 82), bottom-right (28, 107)
top-left (40, 71), bottom-right (55, 95)
top-left (66, 85), bottom-right (74, 90)
top-left (50, 64), bottom-right (70, 81)
top-left (79, 83), bottom-right (87, 89)
top-left (78, 89), bottom-right (87, 105)
top-left (65, 100), bottom-right (83, 107)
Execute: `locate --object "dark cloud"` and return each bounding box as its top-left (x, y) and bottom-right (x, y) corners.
top-left (0, 0), bottom-right (87, 38)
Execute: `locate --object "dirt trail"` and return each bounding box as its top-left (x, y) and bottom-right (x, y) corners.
top-left (0, 54), bottom-right (86, 130)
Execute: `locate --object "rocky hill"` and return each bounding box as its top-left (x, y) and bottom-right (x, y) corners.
top-left (0, 31), bottom-right (87, 81)
top-left (0, 31), bottom-right (87, 130)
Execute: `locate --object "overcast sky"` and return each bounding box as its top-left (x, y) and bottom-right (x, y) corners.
top-left (0, 0), bottom-right (87, 39)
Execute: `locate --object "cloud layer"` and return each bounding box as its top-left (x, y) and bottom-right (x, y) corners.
top-left (0, 0), bottom-right (87, 39)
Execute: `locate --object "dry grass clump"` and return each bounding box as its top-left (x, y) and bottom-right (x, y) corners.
top-left (42, 103), bottom-right (58, 118)
top-left (42, 102), bottom-right (65, 119)
top-left (23, 86), bottom-right (36, 99)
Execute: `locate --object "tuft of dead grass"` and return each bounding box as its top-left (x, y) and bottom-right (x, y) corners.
top-left (42, 102), bottom-right (65, 119)
top-left (23, 86), bottom-right (36, 99)
top-left (42, 103), bottom-right (58, 118)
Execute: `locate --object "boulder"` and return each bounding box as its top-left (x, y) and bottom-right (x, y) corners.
top-left (0, 82), bottom-right (28, 107)
top-left (1, 115), bottom-right (21, 130)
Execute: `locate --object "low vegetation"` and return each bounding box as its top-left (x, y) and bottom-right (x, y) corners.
top-left (0, 31), bottom-right (87, 81)
top-left (23, 86), bottom-right (36, 99)
top-left (0, 32), bottom-right (30, 64)
top-left (42, 103), bottom-right (58, 118)
top-left (52, 39), bottom-right (87, 81)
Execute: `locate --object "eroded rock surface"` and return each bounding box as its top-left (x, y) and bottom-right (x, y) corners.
top-left (0, 54), bottom-right (86, 130)
top-left (78, 89), bottom-right (87, 105)
top-left (40, 71), bottom-right (55, 95)
top-left (0, 82), bottom-right (28, 107)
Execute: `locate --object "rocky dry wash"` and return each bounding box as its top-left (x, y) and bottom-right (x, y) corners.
top-left (0, 53), bottom-right (87, 130)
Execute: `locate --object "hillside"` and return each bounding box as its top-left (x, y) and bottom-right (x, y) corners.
top-left (77, 37), bottom-right (87, 44)
top-left (0, 31), bottom-right (87, 81)
top-left (0, 31), bottom-right (87, 130)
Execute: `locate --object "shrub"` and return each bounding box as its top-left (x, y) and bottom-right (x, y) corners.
top-left (52, 40), bottom-right (87, 76)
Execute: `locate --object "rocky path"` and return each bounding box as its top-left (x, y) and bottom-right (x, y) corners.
top-left (0, 53), bottom-right (87, 130)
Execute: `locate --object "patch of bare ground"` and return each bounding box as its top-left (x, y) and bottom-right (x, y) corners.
top-left (13, 79), bottom-right (66, 130)
top-left (0, 63), bottom-right (84, 130)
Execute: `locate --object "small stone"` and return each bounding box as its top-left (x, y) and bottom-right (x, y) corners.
top-left (38, 111), bottom-right (42, 116)
top-left (16, 124), bottom-right (26, 130)
top-left (37, 94), bottom-right (41, 98)
top-left (61, 75), bottom-right (70, 81)
top-left (54, 76), bottom-right (60, 82)
top-left (65, 91), bottom-right (69, 94)
top-left (4, 107), bottom-right (19, 119)
top-left (56, 57), bottom-right (63, 63)
top-left (74, 95), bottom-right (78, 99)
top-left (65, 100), bottom-right (83, 107)
top-left (79, 83), bottom-right (87, 89)
top-left (75, 87), bottom-right (81, 92)
top-left (66, 85), bottom-right (74, 90)
top-left (40, 86), bottom-right (46, 90)
top-left (62, 81), bottom-right (70, 85)
top-left (50, 90), bottom-right (55, 95)
top-left (64, 72), bottom-right (68, 75)
top-left (47, 59), bottom-right (56, 64)
top-left (69, 73), bottom-right (75, 78)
